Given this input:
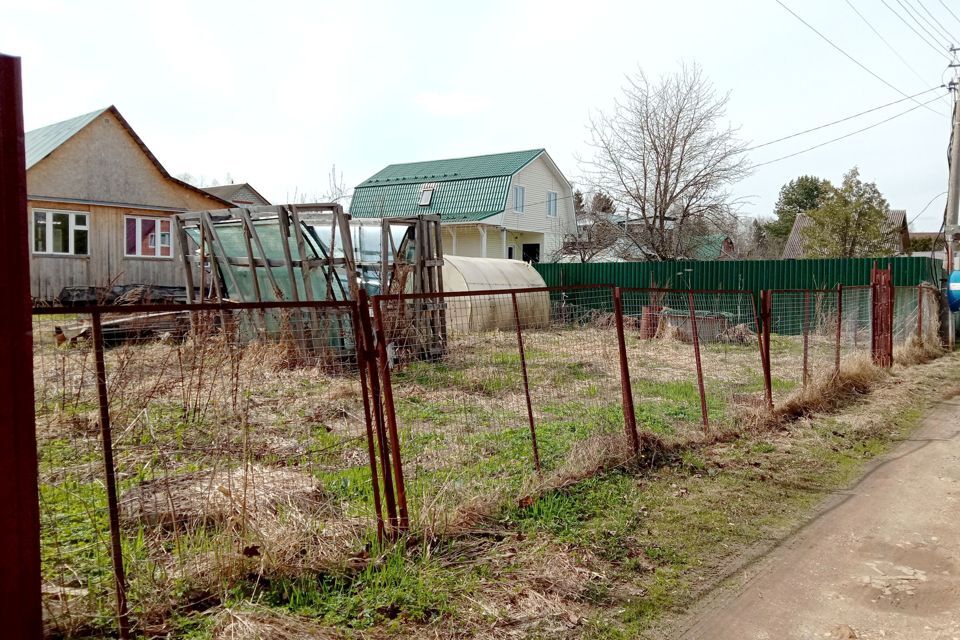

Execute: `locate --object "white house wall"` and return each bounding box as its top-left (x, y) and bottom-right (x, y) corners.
top-left (500, 155), bottom-right (576, 260)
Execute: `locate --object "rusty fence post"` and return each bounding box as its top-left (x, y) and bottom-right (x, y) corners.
top-left (802, 290), bottom-right (810, 386)
top-left (612, 287), bottom-right (640, 456)
top-left (917, 285), bottom-right (924, 340)
top-left (350, 296), bottom-right (386, 543)
top-left (835, 284), bottom-right (843, 375)
top-left (511, 292), bottom-right (541, 473)
top-left (687, 291), bottom-right (710, 432)
top-left (758, 291), bottom-right (774, 409)
top-left (0, 52), bottom-right (43, 640)
top-left (370, 296), bottom-right (410, 532)
top-left (90, 311), bottom-right (132, 640)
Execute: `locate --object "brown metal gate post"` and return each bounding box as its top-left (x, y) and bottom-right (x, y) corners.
top-left (612, 288), bottom-right (640, 456)
top-left (511, 292), bottom-right (542, 473)
top-left (917, 286), bottom-right (924, 340)
top-left (350, 296), bottom-right (387, 543)
top-left (0, 52), bottom-right (43, 640)
top-left (759, 291), bottom-right (774, 409)
top-left (90, 312), bottom-right (131, 639)
top-left (835, 284), bottom-right (843, 375)
top-left (802, 290), bottom-right (810, 386)
top-left (687, 291), bottom-right (710, 432)
top-left (371, 296), bottom-right (410, 531)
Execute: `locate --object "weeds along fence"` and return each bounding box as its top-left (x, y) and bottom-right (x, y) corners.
top-left (32, 301), bottom-right (387, 639)
top-left (30, 279), bottom-right (945, 638)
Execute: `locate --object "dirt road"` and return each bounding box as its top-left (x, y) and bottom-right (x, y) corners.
top-left (678, 397), bottom-right (960, 640)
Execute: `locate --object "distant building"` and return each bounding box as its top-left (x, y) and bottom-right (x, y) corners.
top-left (781, 209), bottom-right (909, 259)
top-left (25, 105), bottom-right (230, 300)
top-left (350, 149), bottom-right (576, 263)
top-left (203, 183), bottom-right (270, 206)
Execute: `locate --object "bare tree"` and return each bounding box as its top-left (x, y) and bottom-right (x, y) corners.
top-left (553, 190), bottom-right (622, 262)
top-left (582, 63), bottom-right (749, 260)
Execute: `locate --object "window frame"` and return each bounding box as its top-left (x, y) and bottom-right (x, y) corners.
top-left (546, 191), bottom-right (558, 217)
top-left (513, 185), bottom-right (525, 213)
top-left (124, 215), bottom-right (174, 259)
top-left (32, 208), bottom-right (89, 256)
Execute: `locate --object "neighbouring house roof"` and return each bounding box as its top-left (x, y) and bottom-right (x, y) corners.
top-left (688, 234), bottom-right (734, 260)
top-left (203, 183), bottom-right (271, 206)
top-left (351, 149), bottom-right (546, 222)
top-left (781, 209), bottom-right (908, 259)
top-left (24, 105), bottom-right (233, 207)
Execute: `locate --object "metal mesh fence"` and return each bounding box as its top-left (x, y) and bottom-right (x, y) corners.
top-left (768, 290), bottom-right (840, 404)
top-left (840, 286), bottom-right (874, 362)
top-left (33, 303), bottom-right (382, 637)
top-left (373, 286), bottom-right (633, 534)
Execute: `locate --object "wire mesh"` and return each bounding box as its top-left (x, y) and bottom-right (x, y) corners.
top-left (374, 286), bottom-right (633, 534)
top-left (33, 303), bottom-right (381, 637)
top-left (768, 290), bottom-right (840, 403)
top-left (840, 286), bottom-right (873, 362)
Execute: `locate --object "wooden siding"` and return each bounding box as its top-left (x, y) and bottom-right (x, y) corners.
top-left (501, 155), bottom-right (576, 260)
top-left (29, 199), bottom-right (192, 300)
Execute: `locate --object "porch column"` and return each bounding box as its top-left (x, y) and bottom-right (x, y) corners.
top-left (501, 228), bottom-right (507, 259)
top-left (478, 225), bottom-right (487, 258)
top-left (450, 227), bottom-right (458, 254)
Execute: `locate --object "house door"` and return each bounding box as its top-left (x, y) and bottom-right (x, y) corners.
top-left (522, 243), bottom-right (540, 263)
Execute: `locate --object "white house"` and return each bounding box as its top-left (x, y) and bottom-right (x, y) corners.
top-left (350, 149), bottom-right (576, 262)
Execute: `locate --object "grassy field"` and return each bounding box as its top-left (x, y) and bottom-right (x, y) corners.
top-left (30, 307), bottom-right (943, 638)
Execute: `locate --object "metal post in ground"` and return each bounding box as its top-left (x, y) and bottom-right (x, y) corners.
top-left (802, 290), bottom-right (810, 386)
top-left (918, 285), bottom-right (924, 340)
top-left (835, 284), bottom-right (843, 375)
top-left (759, 291), bottom-right (774, 409)
top-left (612, 288), bottom-right (640, 456)
top-left (371, 296), bottom-right (410, 532)
top-left (687, 291), bottom-right (710, 432)
top-left (0, 52), bottom-right (43, 640)
top-left (90, 312), bottom-right (132, 639)
top-left (511, 292), bottom-right (541, 473)
top-left (356, 291), bottom-right (398, 535)
top-left (350, 298), bottom-right (386, 543)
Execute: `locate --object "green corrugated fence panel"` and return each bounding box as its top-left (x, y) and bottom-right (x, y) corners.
top-left (535, 258), bottom-right (943, 304)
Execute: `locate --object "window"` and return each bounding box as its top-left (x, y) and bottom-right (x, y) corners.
top-left (547, 191), bottom-right (558, 217)
top-left (419, 182), bottom-right (436, 206)
top-left (33, 209), bottom-right (89, 256)
top-left (507, 246), bottom-right (515, 260)
top-left (125, 216), bottom-right (173, 258)
top-left (513, 185), bottom-right (525, 213)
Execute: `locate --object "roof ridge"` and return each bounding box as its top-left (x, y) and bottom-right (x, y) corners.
top-left (381, 148), bottom-right (544, 169)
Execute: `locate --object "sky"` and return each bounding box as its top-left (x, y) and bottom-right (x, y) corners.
top-left (1, 0), bottom-right (957, 231)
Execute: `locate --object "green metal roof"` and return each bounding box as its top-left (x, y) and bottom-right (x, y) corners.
top-left (351, 149), bottom-right (544, 222)
top-left (688, 234), bottom-right (730, 261)
top-left (25, 107), bottom-right (108, 169)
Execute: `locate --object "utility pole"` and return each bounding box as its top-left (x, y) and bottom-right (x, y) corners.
top-left (946, 47), bottom-right (960, 271)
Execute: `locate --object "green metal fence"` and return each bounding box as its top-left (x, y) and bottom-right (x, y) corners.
top-left (536, 258), bottom-right (943, 304)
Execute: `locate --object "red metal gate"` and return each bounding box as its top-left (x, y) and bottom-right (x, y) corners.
top-left (871, 266), bottom-right (894, 367)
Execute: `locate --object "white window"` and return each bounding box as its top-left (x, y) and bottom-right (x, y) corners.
top-left (419, 182), bottom-right (436, 206)
top-left (125, 215), bottom-right (173, 258)
top-left (33, 209), bottom-right (89, 256)
top-left (513, 185), bottom-right (525, 213)
top-left (547, 191), bottom-right (558, 217)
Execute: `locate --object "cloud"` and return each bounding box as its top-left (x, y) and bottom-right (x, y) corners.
top-left (413, 91), bottom-right (491, 117)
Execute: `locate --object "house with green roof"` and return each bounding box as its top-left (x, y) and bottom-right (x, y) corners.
top-left (351, 149), bottom-right (575, 262)
top-left (25, 106), bottom-right (230, 300)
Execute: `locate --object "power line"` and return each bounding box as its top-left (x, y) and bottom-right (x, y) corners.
top-left (901, 0), bottom-right (955, 46)
top-left (882, 0), bottom-right (952, 59)
top-left (775, 0), bottom-right (945, 117)
top-left (938, 0), bottom-right (960, 29)
top-left (746, 85), bottom-right (944, 151)
top-left (845, 0), bottom-right (943, 94)
top-left (753, 93), bottom-right (943, 168)
top-left (913, 0), bottom-right (959, 43)
top-left (909, 190), bottom-right (948, 224)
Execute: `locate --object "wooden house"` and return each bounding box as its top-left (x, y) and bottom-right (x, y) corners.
top-left (25, 105), bottom-right (230, 300)
top-left (350, 149), bottom-right (576, 263)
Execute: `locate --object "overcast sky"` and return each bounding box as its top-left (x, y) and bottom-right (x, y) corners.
top-left (2, 0), bottom-right (956, 231)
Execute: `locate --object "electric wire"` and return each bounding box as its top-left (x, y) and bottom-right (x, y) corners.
top-left (913, 0), bottom-right (959, 44)
top-left (899, 0), bottom-right (954, 48)
top-left (938, 0), bottom-right (960, 28)
top-left (775, 0), bottom-right (946, 117)
top-left (753, 93), bottom-right (943, 167)
top-left (746, 86), bottom-right (944, 151)
top-left (882, 0), bottom-right (953, 59)
top-left (909, 190), bottom-right (948, 223)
